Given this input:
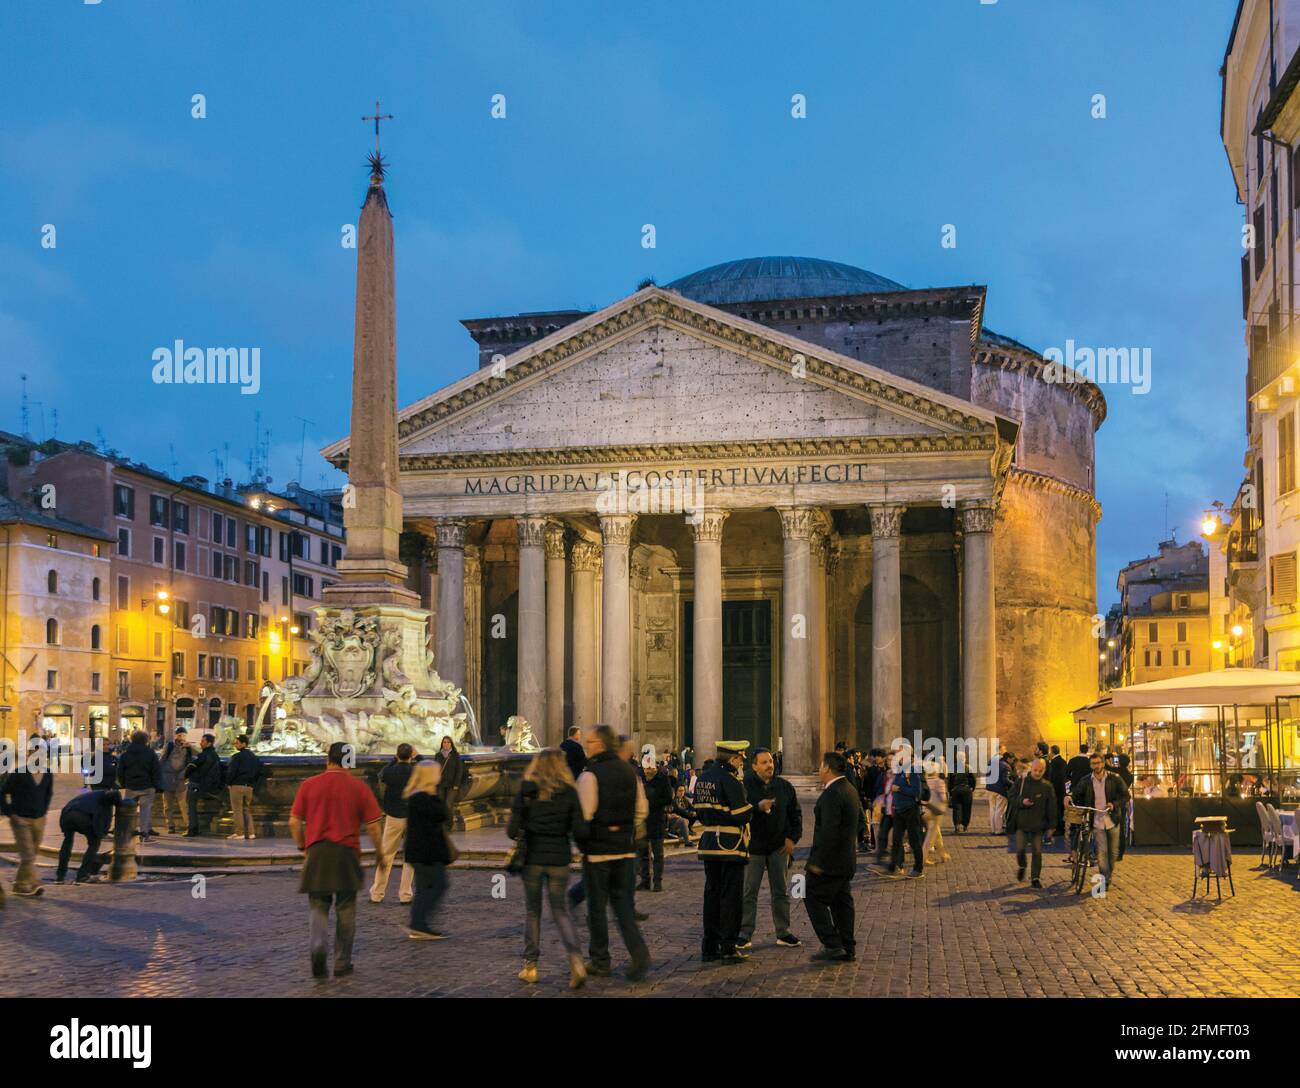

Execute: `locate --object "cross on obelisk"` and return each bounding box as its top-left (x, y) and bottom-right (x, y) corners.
top-left (361, 100), bottom-right (393, 154)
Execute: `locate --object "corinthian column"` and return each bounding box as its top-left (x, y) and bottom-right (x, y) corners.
top-left (960, 500), bottom-right (997, 744)
top-left (434, 518), bottom-right (467, 691)
top-left (544, 522), bottom-right (567, 746)
top-left (516, 517), bottom-right (547, 736)
top-left (690, 509), bottom-right (728, 757)
top-left (599, 514), bottom-right (636, 733)
top-left (810, 526), bottom-right (830, 755)
top-left (778, 506), bottom-right (816, 775)
top-left (570, 541), bottom-right (601, 729)
top-left (869, 504), bottom-right (904, 749)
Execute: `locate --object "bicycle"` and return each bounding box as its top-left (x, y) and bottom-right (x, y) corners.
top-left (1064, 804), bottom-right (1103, 894)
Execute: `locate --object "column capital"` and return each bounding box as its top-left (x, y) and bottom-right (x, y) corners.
top-left (571, 540), bottom-right (603, 573)
top-left (688, 508), bottom-right (729, 542)
top-left (543, 521), bottom-right (567, 561)
top-left (434, 517), bottom-right (467, 549)
top-left (599, 513), bottom-right (637, 546)
top-left (867, 503), bottom-right (905, 539)
top-left (776, 505), bottom-right (820, 540)
top-left (958, 500), bottom-right (997, 535)
top-left (516, 515), bottom-right (548, 549)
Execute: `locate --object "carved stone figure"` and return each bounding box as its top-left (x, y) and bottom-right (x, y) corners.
top-left (502, 715), bottom-right (540, 753)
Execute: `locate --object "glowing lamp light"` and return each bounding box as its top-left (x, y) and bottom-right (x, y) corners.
top-left (1213, 640), bottom-right (1223, 650)
top-left (158, 603), bottom-right (170, 615)
top-left (249, 498), bottom-right (261, 510)
top-left (1099, 653), bottom-right (1106, 661)
top-left (1232, 625), bottom-right (1244, 638)
top-left (157, 590), bottom-right (169, 601)
top-left (290, 625), bottom-right (300, 635)
top-left (1106, 639), bottom-right (1115, 648)
top-left (1201, 515), bottom-right (1219, 536)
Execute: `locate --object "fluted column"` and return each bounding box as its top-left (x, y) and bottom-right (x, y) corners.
top-left (463, 548), bottom-right (482, 719)
top-left (516, 517), bottom-right (547, 736)
top-left (434, 518), bottom-right (467, 691)
top-left (600, 514), bottom-right (636, 732)
top-left (571, 541), bottom-right (602, 729)
top-left (810, 527), bottom-right (830, 755)
top-left (778, 507), bottom-right (816, 775)
top-left (544, 523), bottom-right (567, 747)
top-left (690, 509), bottom-right (728, 756)
top-left (869, 504), bottom-right (904, 749)
top-left (960, 500), bottom-right (997, 743)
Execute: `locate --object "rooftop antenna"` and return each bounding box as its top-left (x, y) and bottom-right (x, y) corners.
top-left (95, 428), bottom-right (108, 454)
top-left (295, 415), bottom-right (315, 486)
top-left (50, 408), bottom-right (57, 441)
top-left (168, 443), bottom-right (179, 479)
top-left (19, 374), bottom-right (29, 438)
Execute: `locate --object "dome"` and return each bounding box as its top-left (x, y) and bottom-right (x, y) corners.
top-left (665, 256), bottom-right (908, 305)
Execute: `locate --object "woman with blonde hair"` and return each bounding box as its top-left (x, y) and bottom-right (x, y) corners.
top-left (922, 756), bottom-right (952, 864)
top-left (507, 747), bottom-right (588, 988)
top-left (402, 761), bottom-right (452, 940)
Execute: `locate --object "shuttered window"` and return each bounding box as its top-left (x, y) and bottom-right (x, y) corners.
top-left (1271, 552), bottom-right (1297, 605)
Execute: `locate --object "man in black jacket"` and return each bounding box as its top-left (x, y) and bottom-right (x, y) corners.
top-left (1065, 744), bottom-right (1091, 794)
top-left (370, 743), bottom-right (417, 904)
top-left (117, 730), bottom-right (161, 842)
top-left (56, 788), bottom-right (125, 883)
top-left (560, 726), bottom-right (587, 781)
top-left (738, 747), bottom-right (802, 949)
top-left (694, 739), bottom-right (754, 965)
top-left (184, 733), bottom-right (223, 837)
top-left (1047, 745), bottom-right (1068, 841)
top-left (2, 737), bottom-right (56, 897)
top-left (805, 751), bottom-right (863, 963)
top-left (1009, 758), bottom-right (1057, 887)
top-left (636, 756), bottom-right (675, 892)
top-left (224, 734), bottom-right (264, 841)
top-left (1071, 752), bottom-right (1132, 889)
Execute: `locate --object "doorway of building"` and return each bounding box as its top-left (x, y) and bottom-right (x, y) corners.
top-left (684, 599), bottom-right (773, 752)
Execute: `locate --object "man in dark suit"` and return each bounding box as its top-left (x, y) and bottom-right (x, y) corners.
top-left (804, 751), bottom-right (863, 964)
top-left (1047, 745), bottom-right (1068, 841)
top-left (560, 726), bottom-right (587, 781)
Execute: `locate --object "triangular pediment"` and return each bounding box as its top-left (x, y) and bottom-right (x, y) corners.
top-left (323, 287), bottom-right (1001, 467)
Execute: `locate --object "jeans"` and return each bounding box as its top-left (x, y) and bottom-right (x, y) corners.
top-left (1014, 828), bottom-right (1043, 879)
top-left (740, 851), bottom-right (792, 942)
top-left (701, 858), bottom-right (745, 957)
top-left (667, 815), bottom-right (692, 843)
top-left (890, 807), bottom-right (924, 873)
top-left (9, 815), bottom-right (46, 891)
top-left (584, 858), bottom-right (648, 971)
top-left (370, 815), bottom-right (414, 902)
top-left (186, 785), bottom-right (210, 834)
top-left (228, 785), bottom-right (254, 837)
top-left (1095, 823), bottom-right (1121, 886)
top-left (637, 836), bottom-right (664, 888)
top-left (409, 862), bottom-right (447, 933)
top-left (950, 790), bottom-right (972, 830)
top-left (522, 863), bottom-right (581, 964)
top-left (123, 788), bottom-right (155, 835)
top-left (56, 811), bottom-right (103, 882)
top-left (308, 892), bottom-right (356, 969)
top-left (161, 786), bottom-right (187, 832)
top-left (874, 812), bottom-right (894, 865)
top-left (804, 871), bottom-right (854, 954)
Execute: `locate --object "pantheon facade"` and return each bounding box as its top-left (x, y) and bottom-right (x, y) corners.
top-left (325, 257), bottom-right (1104, 775)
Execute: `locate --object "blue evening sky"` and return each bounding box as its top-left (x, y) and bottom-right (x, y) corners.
top-left (0, 0), bottom-right (1244, 605)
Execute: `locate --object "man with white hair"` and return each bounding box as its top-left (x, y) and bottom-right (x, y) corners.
top-left (636, 753), bottom-right (674, 892)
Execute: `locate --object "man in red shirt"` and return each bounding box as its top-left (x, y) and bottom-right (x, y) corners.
top-left (290, 742), bottom-right (385, 980)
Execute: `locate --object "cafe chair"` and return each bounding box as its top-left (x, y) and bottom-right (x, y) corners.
top-left (1255, 801), bottom-right (1280, 870)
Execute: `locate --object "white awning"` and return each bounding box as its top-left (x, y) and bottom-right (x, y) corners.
top-left (1108, 668), bottom-right (1300, 708)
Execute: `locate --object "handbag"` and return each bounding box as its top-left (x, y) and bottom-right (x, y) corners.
top-left (504, 793), bottom-right (530, 874)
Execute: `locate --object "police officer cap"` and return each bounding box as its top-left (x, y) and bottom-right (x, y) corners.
top-left (716, 740), bottom-right (749, 755)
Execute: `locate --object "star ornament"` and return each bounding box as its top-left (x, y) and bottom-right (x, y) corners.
top-left (366, 151), bottom-right (389, 181)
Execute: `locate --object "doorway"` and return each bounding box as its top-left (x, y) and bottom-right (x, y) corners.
top-left (684, 599), bottom-right (773, 752)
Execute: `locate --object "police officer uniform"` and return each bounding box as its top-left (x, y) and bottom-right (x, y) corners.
top-left (695, 740), bottom-right (753, 963)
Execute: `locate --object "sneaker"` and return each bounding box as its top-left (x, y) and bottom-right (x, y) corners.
top-left (775, 934), bottom-right (802, 947)
top-left (518, 963), bottom-right (539, 984)
top-left (246, 834), bottom-right (257, 841)
top-left (905, 869), bottom-right (925, 879)
top-left (227, 833), bottom-right (244, 840)
top-left (810, 947), bottom-right (849, 963)
top-left (887, 869), bottom-right (906, 880)
top-left (14, 886), bottom-right (44, 897)
top-left (735, 939), bottom-right (753, 950)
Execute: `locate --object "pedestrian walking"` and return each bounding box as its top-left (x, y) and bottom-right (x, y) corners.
top-left (55, 788), bottom-right (126, 884)
top-left (560, 725), bottom-right (587, 781)
top-left (183, 733), bottom-right (223, 836)
top-left (224, 733), bottom-right (264, 840)
top-left (805, 751), bottom-right (862, 962)
top-left (574, 724), bottom-right (651, 981)
top-left (116, 730), bottom-right (161, 842)
top-left (403, 761), bottom-right (452, 941)
top-left (986, 750), bottom-right (1013, 834)
top-left (1, 736), bottom-right (55, 897)
top-left (876, 746), bottom-right (924, 879)
top-left (921, 757), bottom-right (951, 864)
top-left (158, 726), bottom-right (194, 834)
top-left (738, 746), bottom-right (802, 950)
top-left (947, 753), bottom-right (975, 833)
top-left (289, 742), bottom-right (385, 980)
top-left (636, 754), bottom-right (674, 892)
top-left (694, 739), bottom-right (754, 965)
top-left (1008, 757), bottom-right (1057, 887)
top-left (508, 748), bottom-right (588, 988)
top-left (1071, 751), bottom-right (1130, 890)
top-left (369, 743), bottom-right (417, 904)
top-left (1047, 745), bottom-right (1068, 842)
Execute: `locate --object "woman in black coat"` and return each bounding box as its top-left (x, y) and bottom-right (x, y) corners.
top-left (507, 748), bottom-right (588, 989)
top-left (403, 762), bottom-right (452, 939)
top-left (433, 737), bottom-right (465, 807)
top-left (947, 756), bottom-right (976, 833)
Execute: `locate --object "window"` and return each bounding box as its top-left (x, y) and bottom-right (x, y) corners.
top-left (117, 627), bottom-right (129, 654)
top-left (91, 672), bottom-right (101, 693)
top-left (244, 559), bottom-right (257, 587)
top-left (1177, 621), bottom-right (1188, 643)
top-left (116, 575), bottom-right (129, 609)
top-left (91, 624), bottom-right (101, 650)
top-left (245, 613), bottom-right (259, 639)
top-left (92, 577), bottom-right (100, 602)
top-left (173, 501), bottom-right (189, 535)
top-left (260, 526), bottom-right (272, 558)
top-left (262, 571), bottom-right (269, 602)
top-left (279, 531), bottom-right (289, 562)
top-left (1147, 622), bottom-right (1158, 643)
top-left (292, 573), bottom-right (315, 598)
top-left (212, 549), bottom-right (223, 578)
top-left (117, 671), bottom-right (130, 698)
top-left (114, 484), bottom-right (135, 519)
top-left (228, 658), bottom-right (239, 681)
top-left (154, 631), bottom-right (163, 657)
top-left (281, 576), bottom-right (290, 606)
top-left (174, 540), bottom-right (186, 571)
top-left (331, 544), bottom-right (341, 566)
top-left (246, 658), bottom-right (255, 682)
top-left (47, 569), bottom-right (57, 594)
top-left (1271, 552), bottom-right (1297, 605)
top-left (320, 539), bottom-right (329, 565)
top-left (1282, 412), bottom-right (1297, 496)
top-left (1254, 203), bottom-right (1268, 278)
top-left (198, 654), bottom-right (207, 678)
top-left (117, 527), bottom-right (131, 557)
top-left (223, 555), bottom-right (236, 582)
top-left (172, 599), bottom-right (190, 629)
top-left (153, 536), bottom-right (165, 564)
top-left (212, 656), bottom-right (224, 681)
top-left (1155, 650), bottom-right (1163, 667)
top-left (47, 532), bottom-right (58, 550)
top-left (212, 512), bottom-right (224, 543)
top-left (45, 618), bottom-right (58, 645)
top-left (227, 519), bottom-right (236, 549)
top-left (150, 494), bottom-right (169, 527)
top-left (1176, 593), bottom-right (1190, 609)
top-left (153, 673), bottom-right (163, 699)
top-left (172, 651), bottom-right (185, 677)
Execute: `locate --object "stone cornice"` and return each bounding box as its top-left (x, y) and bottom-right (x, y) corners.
top-left (395, 432), bottom-right (998, 473)
top-left (1006, 467), bottom-right (1102, 523)
top-left (974, 341), bottom-right (1108, 429)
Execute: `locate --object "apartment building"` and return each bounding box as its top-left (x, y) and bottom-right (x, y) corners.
top-left (1114, 539), bottom-right (1213, 687)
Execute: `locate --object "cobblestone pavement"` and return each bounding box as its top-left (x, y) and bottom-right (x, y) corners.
top-left (2, 804), bottom-right (1297, 998)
